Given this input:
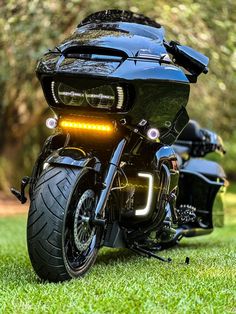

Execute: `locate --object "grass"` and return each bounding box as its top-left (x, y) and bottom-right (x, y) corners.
top-left (0, 187), bottom-right (236, 314)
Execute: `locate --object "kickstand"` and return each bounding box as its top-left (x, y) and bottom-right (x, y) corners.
top-left (130, 245), bottom-right (172, 263)
top-left (10, 176), bottom-right (30, 204)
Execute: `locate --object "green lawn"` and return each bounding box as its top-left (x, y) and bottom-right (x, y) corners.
top-left (0, 186), bottom-right (235, 314)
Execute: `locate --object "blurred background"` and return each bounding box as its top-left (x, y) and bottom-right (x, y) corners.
top-left (0, 0), bottom-right (235, 192)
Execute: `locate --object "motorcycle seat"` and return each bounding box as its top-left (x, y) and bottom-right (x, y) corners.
top-left (177, 120), bottom-right (204, 142)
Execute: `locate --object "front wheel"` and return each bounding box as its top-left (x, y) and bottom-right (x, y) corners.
top-left (27, 165), bottom-right (100, 282)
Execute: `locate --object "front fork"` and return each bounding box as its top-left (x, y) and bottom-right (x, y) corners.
top-left (93, 138), bottom-right (127, 225)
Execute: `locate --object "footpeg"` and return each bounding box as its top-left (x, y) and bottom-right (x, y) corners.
top-left (10, 176), bottom-right (30, 204)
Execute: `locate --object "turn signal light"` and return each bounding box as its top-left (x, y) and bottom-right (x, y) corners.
top-left (59, 119), bottom-right (114, 133)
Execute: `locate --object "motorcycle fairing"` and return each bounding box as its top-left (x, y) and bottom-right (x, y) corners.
top-left (58, 22), bottom-right (166, 59)
top-left (36, 10), bottom-right (192, 145)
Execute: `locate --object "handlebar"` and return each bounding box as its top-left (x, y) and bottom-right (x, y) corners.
top-left (164, 40), bottom-right (209, 81)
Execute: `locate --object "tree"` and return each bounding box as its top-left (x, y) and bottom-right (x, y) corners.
top-left (0, 0), bottom-right (235, 190)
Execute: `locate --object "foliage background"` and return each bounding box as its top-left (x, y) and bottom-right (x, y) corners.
top-left (0, 0), bottom-right (235, 191)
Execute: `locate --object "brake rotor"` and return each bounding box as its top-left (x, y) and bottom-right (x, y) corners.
top-left (73, 189), bottom-right (95, 251)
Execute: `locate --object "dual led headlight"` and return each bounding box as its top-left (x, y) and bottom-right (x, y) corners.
top-left (51, 81), bottom-right (125, 111)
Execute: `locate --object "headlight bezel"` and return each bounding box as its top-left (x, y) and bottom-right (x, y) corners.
top-left (42, 76), bottom-right (132, 113)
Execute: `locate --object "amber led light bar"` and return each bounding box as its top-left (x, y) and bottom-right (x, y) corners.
top-left (59, 119), bottom-right (114, 133)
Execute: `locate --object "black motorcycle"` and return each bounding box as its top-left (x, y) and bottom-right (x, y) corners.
top-left (11, 10), bottom-right (227, 282)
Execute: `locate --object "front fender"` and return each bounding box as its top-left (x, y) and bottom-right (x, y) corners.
top-left (46, 147), bottom-right (101, 173)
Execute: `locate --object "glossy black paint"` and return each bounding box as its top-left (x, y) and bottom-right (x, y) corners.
top-left (46, 147), bottom-right (101, 172)
top-left (36, 10), bottom-right (201, 145)
top-left (29, 133), bottom-right (68, 198)
top-left (118, 167), bottom-right (160, 226)
top-left (165, 41), bottom-right (209, 77)
top-left (26, 10), bottom-right (222, 262)
top-left (176, 120), bottom-right (226, 157)
top-left (183, 159), bottom-right (226, 179)
top-left (58, 22), bottom-right (165, 58)
top-left (177, 169), bottom-right (224, 229)
top-left (154, 145), bottom-right (177, 170)
top-left (39, 73), bottom-right (189, 144)
top-left (154, 145), bottom-right (179, 193)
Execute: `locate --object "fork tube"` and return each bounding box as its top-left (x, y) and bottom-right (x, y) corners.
top-left (95, 138), bottom-right (127, 217)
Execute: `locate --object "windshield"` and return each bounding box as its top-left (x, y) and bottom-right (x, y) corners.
top-left (78, 10), bottom-right (162, 29)
top-left (76, 22), bottom-right (164, 42)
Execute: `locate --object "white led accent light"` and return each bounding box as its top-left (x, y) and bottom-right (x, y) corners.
top-left (147, 128), bottom-right (160, 140)
top-left (135, 173), bottom-right (153, 216)
top-left (46, 117), bottom-right (58, 129)
top-left (51, 81), bottom-right (59, 103)
top-left (58, 91), bottom-right (84, 97)
top-left (85, 93), bottom-right (114, 100)
top-left (116, 86), bottom-right (124, 109)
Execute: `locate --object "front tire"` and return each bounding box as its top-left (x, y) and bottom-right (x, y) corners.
top-left (27, 165), bottom-right (100, 282)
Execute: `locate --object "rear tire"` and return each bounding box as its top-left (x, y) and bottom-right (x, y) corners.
top-left (27, 165), bottom-right (100, 282)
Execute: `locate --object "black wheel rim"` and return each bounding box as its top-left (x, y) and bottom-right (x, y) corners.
top-left (64, 184), bottom-right (98, 273)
